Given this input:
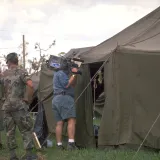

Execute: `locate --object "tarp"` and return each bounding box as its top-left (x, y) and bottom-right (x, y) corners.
top-left (33, 102), bottom-right (48, 147)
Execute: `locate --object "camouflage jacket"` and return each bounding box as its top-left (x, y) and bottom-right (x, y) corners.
top-left (0, 67), bottom-right (31, 111)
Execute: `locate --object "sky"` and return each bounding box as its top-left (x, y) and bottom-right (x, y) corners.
top-left (0, 0), bottom-right (160, 65)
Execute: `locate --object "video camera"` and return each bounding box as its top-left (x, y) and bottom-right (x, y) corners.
top-left (48, 55), bottom-right (84, 75)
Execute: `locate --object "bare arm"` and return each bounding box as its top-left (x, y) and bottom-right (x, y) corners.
top-left (66, 68), bottom-right (78, 88)
top-left (66, 74), bottom-right (77, 88)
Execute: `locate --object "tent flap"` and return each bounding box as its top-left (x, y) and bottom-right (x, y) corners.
top-left (75, 64), bottom-right (96, 148)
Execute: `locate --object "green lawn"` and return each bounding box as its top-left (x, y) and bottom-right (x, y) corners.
top-left (1, 130), bottom-right (160, 160)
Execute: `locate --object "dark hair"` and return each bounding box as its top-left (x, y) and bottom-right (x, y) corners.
top-left (59, 58), bottom-right (68, 70)
top-left (6, 52), bottom-right (18, 65)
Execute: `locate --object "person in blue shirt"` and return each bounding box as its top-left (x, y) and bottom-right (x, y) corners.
top-left (52, 61), bottom-right (78, 150)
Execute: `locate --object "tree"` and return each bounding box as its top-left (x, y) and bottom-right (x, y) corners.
top-left (27, 40), bottom-right (56, 74)
top-left (58, 52), bottom-right (66, 57)
top-left (35, 40), bottom-right (56, 58)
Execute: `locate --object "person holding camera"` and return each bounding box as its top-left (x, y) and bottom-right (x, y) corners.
top-left (52, 60), bottom-right (79, 150)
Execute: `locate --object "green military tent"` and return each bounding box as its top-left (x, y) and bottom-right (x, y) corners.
top-left (77, 6), bottom-right (160, 149)
top-left (37, 6), bottom-right (160, 150)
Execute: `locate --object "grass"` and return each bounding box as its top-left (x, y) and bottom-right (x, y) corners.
top-left (1, 129), bottom-right (160, 160)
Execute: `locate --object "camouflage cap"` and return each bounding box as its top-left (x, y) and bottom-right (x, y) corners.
top-left (6, 52), bottom-right (18, 64)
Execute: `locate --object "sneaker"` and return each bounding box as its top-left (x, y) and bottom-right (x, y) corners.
top-left (56, 145), bottom-right (65, 150)
top-left (67, 142), bottom-right (78, 151)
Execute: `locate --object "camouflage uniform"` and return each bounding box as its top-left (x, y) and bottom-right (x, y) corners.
top-left (0, 73), bottom-right (4, 148)
top-left (0, 100), bottom-right (4, 131)
top-left (0, 100), bottom-right (3, 148)
top-left (1, 67), bottom-right (34, 151)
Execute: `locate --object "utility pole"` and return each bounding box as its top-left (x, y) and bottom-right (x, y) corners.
top-left (22, 35), bottom-right (25, 69)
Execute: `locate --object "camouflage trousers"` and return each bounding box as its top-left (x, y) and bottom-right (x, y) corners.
top-left (0, 109), bottom-right (4, 132)
top-left (4, 108), bottom-right (34, 150)
top-left (0, 110), bottom-right (3, 144)
top-left (0, 100), bottom-right (4, 131)
top-left (0, 101), bottom-right (4, 144)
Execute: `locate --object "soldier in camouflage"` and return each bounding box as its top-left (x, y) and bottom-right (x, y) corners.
top-left (0, 100), bottom-right (4, 149)
top-left (0, 71), bottom-right (5, 149)
top-left (0, 53), bottom-right (37, 160)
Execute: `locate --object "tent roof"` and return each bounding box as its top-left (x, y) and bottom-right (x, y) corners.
top-left (80, 6), bottom-right (160, 63)
top-left (116, 46), bottom-right (160, 55)
top-left (65, 46), bottom-right (94, 58)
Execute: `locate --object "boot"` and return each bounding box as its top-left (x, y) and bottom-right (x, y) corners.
top-left (21, 148), bottom-right (38, 160)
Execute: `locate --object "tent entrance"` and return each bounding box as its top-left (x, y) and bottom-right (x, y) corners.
top-left (29, 95), bottom-right (38, 120)
top-left (89, 62), bottom-right (104, 121)
top-left (89, 62), bottom-right (104, 146)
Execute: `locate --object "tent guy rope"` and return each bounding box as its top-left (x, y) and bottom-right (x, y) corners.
top-left (131, 112), bottom-right (160, 160)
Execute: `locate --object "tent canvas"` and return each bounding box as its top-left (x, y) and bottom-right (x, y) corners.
top-left (77, 6), bottom-right (160, 149)
top-left (98, 47), bottom-right (160, 149)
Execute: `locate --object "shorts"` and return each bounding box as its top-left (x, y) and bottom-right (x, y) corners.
top-left (52, 95), bottom-right (76, 122)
